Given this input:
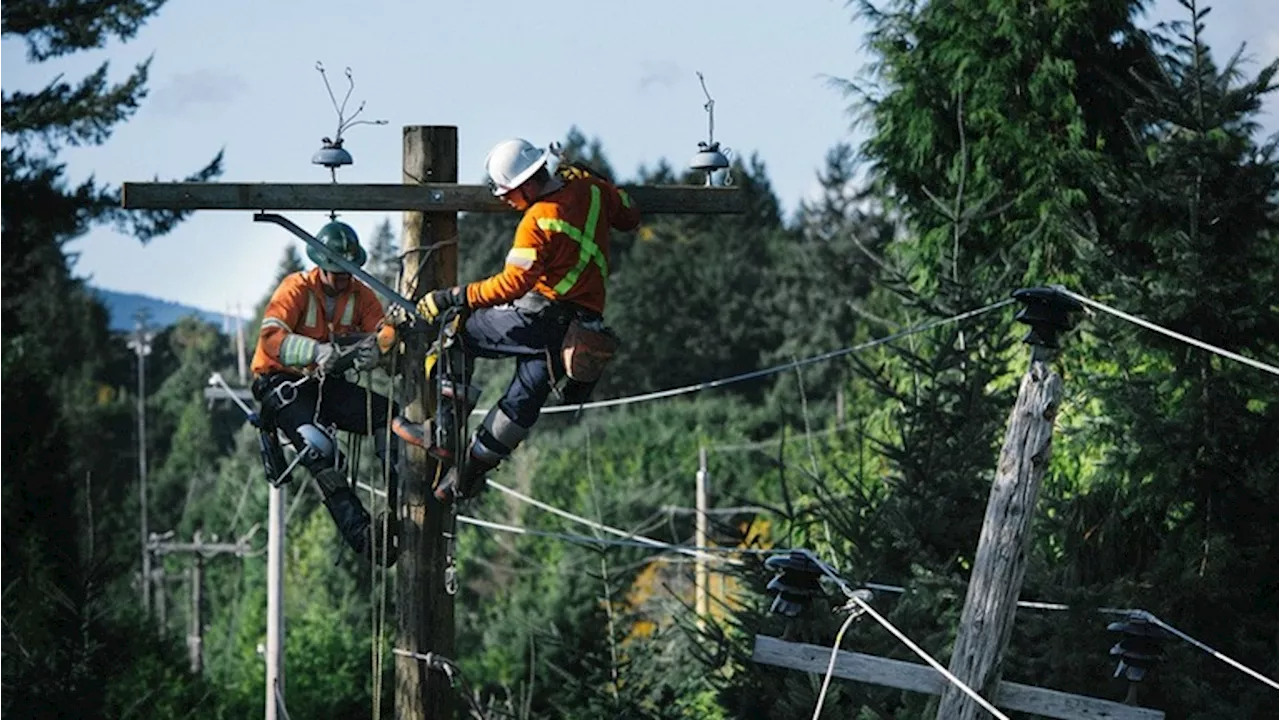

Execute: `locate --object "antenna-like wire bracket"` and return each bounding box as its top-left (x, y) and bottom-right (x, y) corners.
top-left (312, 62), bottom-right (389, 182)
top-left (690, 71), bottom-right (732, 186)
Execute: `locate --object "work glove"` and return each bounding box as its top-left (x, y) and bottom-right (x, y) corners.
top-left (350, 333), bottom-right (380, 372)
top-left (313, 341), bottom-right (347, 375)
top-left (416, 286), bottom-right (466, 324)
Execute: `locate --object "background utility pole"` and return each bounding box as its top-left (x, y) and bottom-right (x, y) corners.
top-left (936, 288), bottom-right (1081, 720)
top-left (266, 483), bottom-right (285, 720)
top-left (127, 311), bottom-right (154, 617)
top-left (147, 528), bottom-right (253, 674)
top-left (397, 125), bottom-right (459, 720)
top-left (695, 447), bottom-right (710, 627)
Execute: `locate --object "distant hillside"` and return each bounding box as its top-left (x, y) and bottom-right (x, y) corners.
top-left (92, 287), bottom-right (243, 333)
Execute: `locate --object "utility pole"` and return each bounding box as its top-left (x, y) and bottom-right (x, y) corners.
top-left (236, 302), bottom-right (248, 385)
top-left (936, 288), bottom-right (1081, 720)
top-left (127, 311), bottom-right (154, 617)
top-left (267, 483), bottom-right (285, 719)
top-left (148, 528), bottom-right (254, 675)
top-left (396, 125), bottom-right (459, 720)
top-left (120, 123), bottom-right (745, 720)
top-left (695, 446), bottom-right (710, 627)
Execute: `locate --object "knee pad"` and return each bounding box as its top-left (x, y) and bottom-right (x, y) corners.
top-left (296, 423), bottom-right (343, 473)
top-left (471, 406), bottom-right (531, 466)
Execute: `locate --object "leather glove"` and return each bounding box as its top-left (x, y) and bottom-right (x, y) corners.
top-left (351, 333), bottom-right (380, 372)
top-left (313, 341), bottom-right (345, 374)
top-left (416, 286), bottom-right (465, 323)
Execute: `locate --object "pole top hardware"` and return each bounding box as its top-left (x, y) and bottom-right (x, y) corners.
top-left (311, 62), bottom-right (387, 182)
top-left (764, 550), bottom-right (827, 618)
top-left (1012, 286), bottom-right (1083, 349)
top-left (689, 71), bottom-right (732, 186)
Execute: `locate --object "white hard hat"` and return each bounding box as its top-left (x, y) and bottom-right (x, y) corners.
top-left (484, 138), bottom-right (552, 196)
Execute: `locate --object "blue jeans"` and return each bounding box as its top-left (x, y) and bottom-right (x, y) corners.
top-left (460, 305), bottom-right (572, 428)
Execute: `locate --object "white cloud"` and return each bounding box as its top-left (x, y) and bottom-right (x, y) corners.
top-left (148, 69), bottom-right (248, 116)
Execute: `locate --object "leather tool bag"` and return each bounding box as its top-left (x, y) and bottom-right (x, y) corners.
top-left (561, 317), bottom-right (619, 383)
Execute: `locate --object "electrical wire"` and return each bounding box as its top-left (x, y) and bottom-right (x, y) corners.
top-left (798, 550), bottom-right (1009, 720)
top-left (1057, 287), bottom-right (1280, 376)
top-left (486, 479), bottom-right (752, 564)
top-left (468, 298), bottom-right (1013, 417)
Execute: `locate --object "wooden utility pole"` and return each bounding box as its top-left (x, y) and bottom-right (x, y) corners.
top-left (695, 446), bottom-right (710, 627)
top-left (122, 126), bottom-right (744, 719)
top-left (936, 288), bottom-right (1082, 720)
top-left (753, 636), bottom-right (1162, 720)
top-left (396, 125), bottom-right (459, 720)
top-left (148, 529), bottom-right (254, 675)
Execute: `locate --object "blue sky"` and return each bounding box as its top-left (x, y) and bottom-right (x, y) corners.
top-left (3, 0), bottom-right (1276, 316)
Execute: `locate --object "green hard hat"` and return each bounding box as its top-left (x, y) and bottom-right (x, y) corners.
top-left (308, 220), bottom-right (367, 272)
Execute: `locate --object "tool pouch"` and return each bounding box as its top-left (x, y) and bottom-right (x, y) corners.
top-left (561, 317), bottom-right (619, 383)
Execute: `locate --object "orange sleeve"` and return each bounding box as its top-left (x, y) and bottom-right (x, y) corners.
top-left (356, 283), bottom-right (385, 333)
top-left (465, 212), bottom-right (546, 308)
top-left (608, 180), bottom-right (641, 231)
top-left (258, 275), bottom-right (309, 363)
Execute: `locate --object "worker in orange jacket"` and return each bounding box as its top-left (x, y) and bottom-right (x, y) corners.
top-left (250, 220), bottom-right (402, 563)
top-left (412, 138), bottom-right (641, 503)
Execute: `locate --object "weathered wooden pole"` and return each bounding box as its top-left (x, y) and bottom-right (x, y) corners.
top-left (396, 125), bottom-right (459, 720)
top-left (936, 287), bottom-right (1081, 720)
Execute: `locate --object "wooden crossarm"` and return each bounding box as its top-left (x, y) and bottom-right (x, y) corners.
top-left (121, 182), bottom-right (744, 214)
top-left (752, 635), bottom-right (1164, 720)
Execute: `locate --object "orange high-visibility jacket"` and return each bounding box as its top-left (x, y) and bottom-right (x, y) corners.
top-left (465, 174), bottom-right (640, 315)
top-left (251, 268), bottom-right (384, 377)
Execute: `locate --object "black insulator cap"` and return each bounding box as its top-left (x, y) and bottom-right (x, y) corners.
top-left (1012, 287), bottom-right (1083, 349)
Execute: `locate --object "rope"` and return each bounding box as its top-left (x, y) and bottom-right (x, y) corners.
top-left (1056, 287), bottom-right (1280, 376)
top-left (1136, 611), bottom-right (1280, 691)
top-left (466, 298), bottom-right (1014, 417)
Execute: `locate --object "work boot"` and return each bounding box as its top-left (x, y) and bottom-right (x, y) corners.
top-left (392, 416), bottom-right (459, 466)
top-left (315, 468), bottom-right (373, 556)
top-left (433, 455), bottom-right (498, 504)
top-left (391, 415), bottom-right (427, 448)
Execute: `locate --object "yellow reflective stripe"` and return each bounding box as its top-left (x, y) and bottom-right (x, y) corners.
top-left (280, 334), bottom-right (317, 366)
top-left (541, 185), bottom-right (606, 295)
top-left (339, 295), bottom-right (355, 326)
top-left (260, 317), bottom-right (291, 333)
top-left (304, 294), bottom-right (318, 328)
top-left (506, 247), bottom-right (537, 270)
top-left (617, 188), bottom-right (632, 208)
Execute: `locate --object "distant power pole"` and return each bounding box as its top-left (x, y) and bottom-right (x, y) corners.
top-left (695, 447), bottom-right (710, 627)
top-left (235, 303), bottom-right (248, 385)
top-left (127, 310), bottom-right (155, 617)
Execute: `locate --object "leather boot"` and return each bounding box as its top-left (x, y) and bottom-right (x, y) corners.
top-left (433, 453), bottom-right (498, 504)
top-left (315, 468), bottom-right (372, 556)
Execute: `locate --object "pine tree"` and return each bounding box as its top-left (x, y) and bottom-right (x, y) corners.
top-left (2, 2), bottom-right (224, 715)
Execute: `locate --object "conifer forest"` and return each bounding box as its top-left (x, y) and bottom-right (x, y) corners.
top-left (3, 1), bottom-right (1276, 718)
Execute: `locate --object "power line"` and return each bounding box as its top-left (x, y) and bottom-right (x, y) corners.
top-left (1058, 287), bottom-right (1280, 376)
top-left (469, 298), bottom-right (1014, 417)
top-left (797, 550), bottom-right (1010, 720)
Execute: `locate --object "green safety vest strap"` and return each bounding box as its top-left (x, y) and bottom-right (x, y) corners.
top-left (538, 184), bottom-right (608, 296)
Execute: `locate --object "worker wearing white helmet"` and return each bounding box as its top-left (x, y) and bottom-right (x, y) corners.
top-left (410, 137), bottom-right (641, 502)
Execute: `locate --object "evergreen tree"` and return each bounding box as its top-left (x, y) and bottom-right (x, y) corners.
top-left (2, 1), bottom-right (224, 716)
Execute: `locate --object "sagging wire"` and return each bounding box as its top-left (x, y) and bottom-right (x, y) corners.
top-left (515, 297), bottom-right (1015, 416)
top-left (799, 549), bottom-right (1010, 720)
top-left (810, 592), bottom-right (873, 720)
